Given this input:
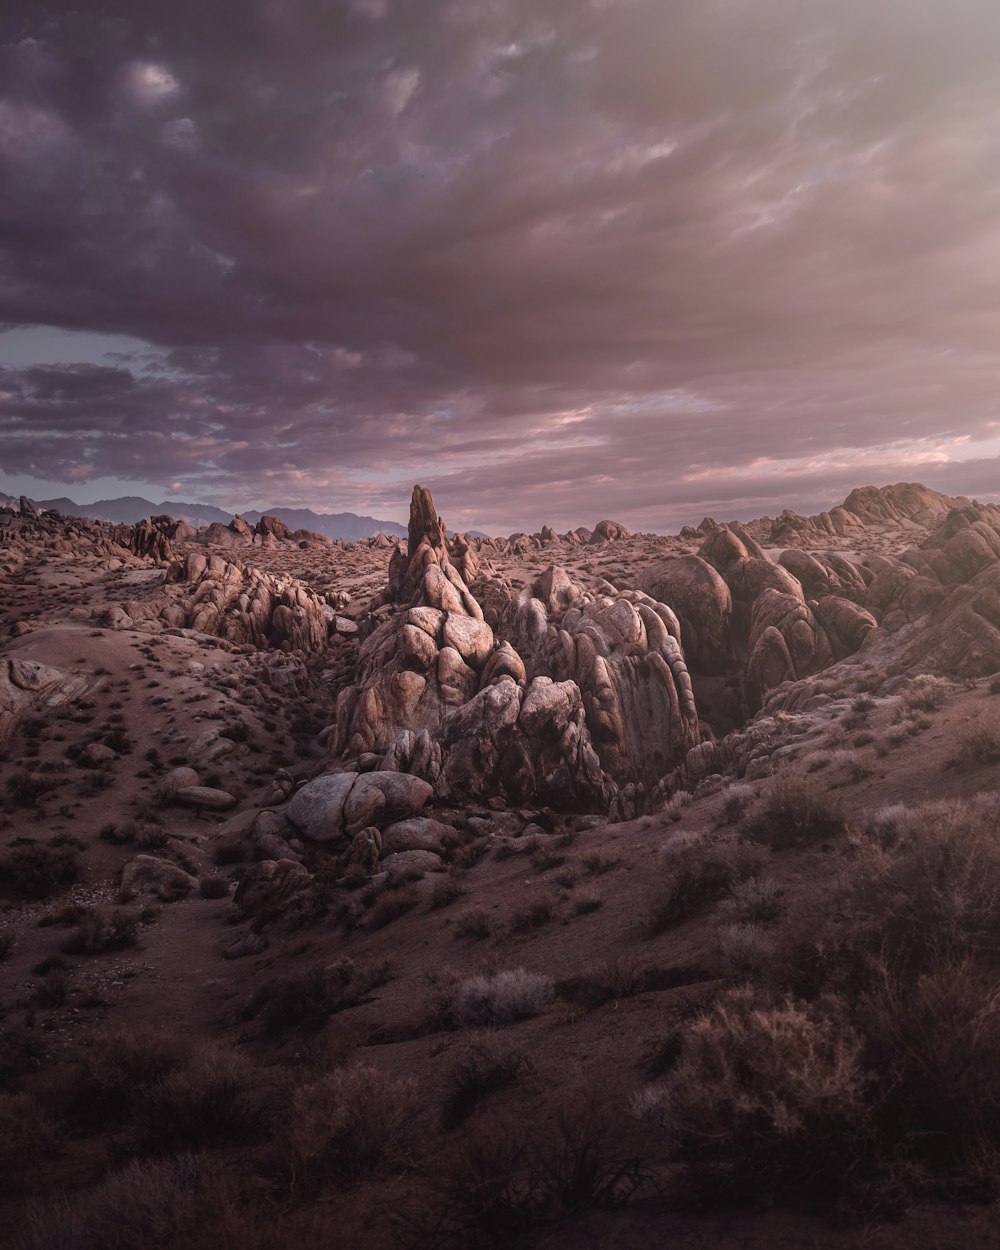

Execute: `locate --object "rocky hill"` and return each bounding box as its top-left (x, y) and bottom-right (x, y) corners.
top-left (3, 481), bottom-right (1000, 1249)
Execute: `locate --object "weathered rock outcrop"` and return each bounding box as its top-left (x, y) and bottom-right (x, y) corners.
top-left (122, 551), bottom-right (336, 652)
top-left (330, 486), bottom-right (699, 813)
top-left (0, 657), bottom-right (90, 741)
top-left (641, 556), bottom-right (732, 673)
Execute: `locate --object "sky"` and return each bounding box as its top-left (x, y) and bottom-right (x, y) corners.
top-left (1, 0), bottom-right (1000, 535)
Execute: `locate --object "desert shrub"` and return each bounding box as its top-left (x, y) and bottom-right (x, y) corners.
top-left (647, 836), bottom-right (765, 934)
top-left (859, 957), bottom-right (1000, 1174)
top-left (366, 885), bottom-right (419, 930)
top-left (573, 892), bottom-right (603, 915)
top-left (5, 771), bottom-right (48, 806)
top-left (250, 959), bottom-right (392, 1036)
top-left (72, 1026), bottom-right (187, 1130)
top-left (716, 874), bottom-right (785, 925)
top-left (719, 781), bottom-right (755, 825)
top-left (716, 922), bottom-right (777, 979)
top-left (16, 1154), bottom-right (208, 1250)
top-left (135, 824), bottom-right (169, 851)
top-left (62, 907), bottom-right (138, 954)
top-left (422, 1100), bottom-right (645, 1245)
top-left (0, 842), bottom-right (79, 898)
top-left (99, 820), bottom-right (137, 845)
top-left (905, 674), bottom-right (951, 711)
top-left (508, 899), bottom-right (552, 933)
top-left (528, 843), bottom-right (565, 872)
top-left (441, 1044), bottom-right (529, 1131)
top-left (454, 908), bottom-right (493, 941)
top-left (140, 1041), bottom-right (276, 1151)
top-left (744, 773), bottom-right (845, 850)
top-left (35, 967), bottom-right (69, 1007)
top-left (0, 1091), bottom-right (59, 1191)
top-left (954, 722), bottom-right (1000, 767)
top-left (637, 986), bottom-right (871, 1201)
top-left (430, 879), bottom-right (466, 909)
top-left (581, 849), bottom-right (618, 875)
top-left (556, 956), bottom-right (643, 1011)
top-left (283, 1064), bottom-right (420, 1187)
top-left (443, 969), bottom-right (554, 1028)
top-left (845, 800), bottom-right (1000, 971)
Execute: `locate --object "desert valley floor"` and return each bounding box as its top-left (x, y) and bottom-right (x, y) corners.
top-left (4, 482), bottom-right (1000, 1247)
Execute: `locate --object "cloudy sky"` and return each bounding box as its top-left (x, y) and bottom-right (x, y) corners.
top-left (1, 0), bottom-right (999, 534)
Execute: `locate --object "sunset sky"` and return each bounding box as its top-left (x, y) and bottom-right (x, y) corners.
top-left (1, 0), bottom-right (999, 533)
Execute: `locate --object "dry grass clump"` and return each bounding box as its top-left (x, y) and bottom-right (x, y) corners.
top-left (14, 1154), bottom-right (275, 1250)
top-left (365, 885), bottom-right (419, 930)
top-left (0, 1092), bottom-right (60, 1192)
top-left (634, 987), bottom-right (870, 1202)
top-left (719, 781), bottom-right (755, 825)
top-left (453, 907), bottom-right (493, 941)
top-left (743, 773), bottom-right (846, 850)
top-left (420, 1098), bottom-right (646, 1246)
top-left (647, 835), bottom-right (766, 934)
top-left (440, 1043), bottom-right (529, 1130)
top-left (249, 958), bottom-right (393, 1036)
top-left (440, 968), bottom-right (554, 1028)
top-left (953, 721), bottom-right (1000, 768)
top-left (138, 1040), bottom-right (277, 1152)
top-left (282, 1064), bottom-right (420, 1187)
top-left (72, 1026), bottom-right (187, 1130)
top-left (905, 673), bottom-right (951, 711)
top-left (653, 797), bottom-right (1000, 1209)
top-left (0, 842), bottom-right (80, 898)
top-left (62, 906), bottom-right (138, 954)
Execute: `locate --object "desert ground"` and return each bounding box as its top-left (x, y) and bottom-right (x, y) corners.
top-left (4, 482), bottom-right (1000, 1248)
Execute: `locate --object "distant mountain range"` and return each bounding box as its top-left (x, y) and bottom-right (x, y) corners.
top-left (0, 492), bottom-right (408, 542)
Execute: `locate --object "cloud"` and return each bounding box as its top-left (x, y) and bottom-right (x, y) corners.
top-left (0, 0), bottom-right (999, 528)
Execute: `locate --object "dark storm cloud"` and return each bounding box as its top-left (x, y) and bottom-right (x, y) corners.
top-left (2, 0), bottom-right (1000, 529)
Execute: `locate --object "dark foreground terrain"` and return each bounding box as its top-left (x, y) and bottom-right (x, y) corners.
top-left (4, 482), bottom-right (1000, 1248)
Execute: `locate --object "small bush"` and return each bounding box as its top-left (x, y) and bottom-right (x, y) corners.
top-left (509, 899), bottom-right (552, 933)
top-left (6, 771), bottom-right (48, 806)
top-left (62, 907), bottom-right (138, 954)
top-left (716, 875), bottom-right (785, 925)
top-left (0, 1091), bottom-right (59, 1191)
top-left (582, 849), bottom-right (618, 875)
top-left (444, 968), bottom-right (554, 1028)
top-left (73, 1026), bottom-right (186, 1129)
top-left (905, 674), bottom-right (951, 711)
top-left (648, 836), bottom-right (765, 934)
top-left (441, 1044), bottom-right (529, 1131)
top-left (954, 722), bottom-right (1000, 768)
top-left (424, 1099), bottom-right (645, 1244)
top-left (430, 879), bottom-right (466, 910)
top-left (0, 843), bottom-right (79, 899)
top-left (140, 1041), bottom-right (275, 1151)
top-left (283, 1064), bottom-right (420, 1188)
top-left (719, 781), bottom-right (755, 825)
top-left (366, 885), bottom-right (418, 930)
top-left (744, 774), bottom-right (845, 850)
top-left (250, 959), bottom-right (392, 1036)
top-left (640, 987), bottom-right (871, 1200)
top-left (454, 908), bottom-right (493, 941)
top-left (556, 956), bottom-right (643, 1011)
top-left (573, 892), bottom-right (603, 915)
